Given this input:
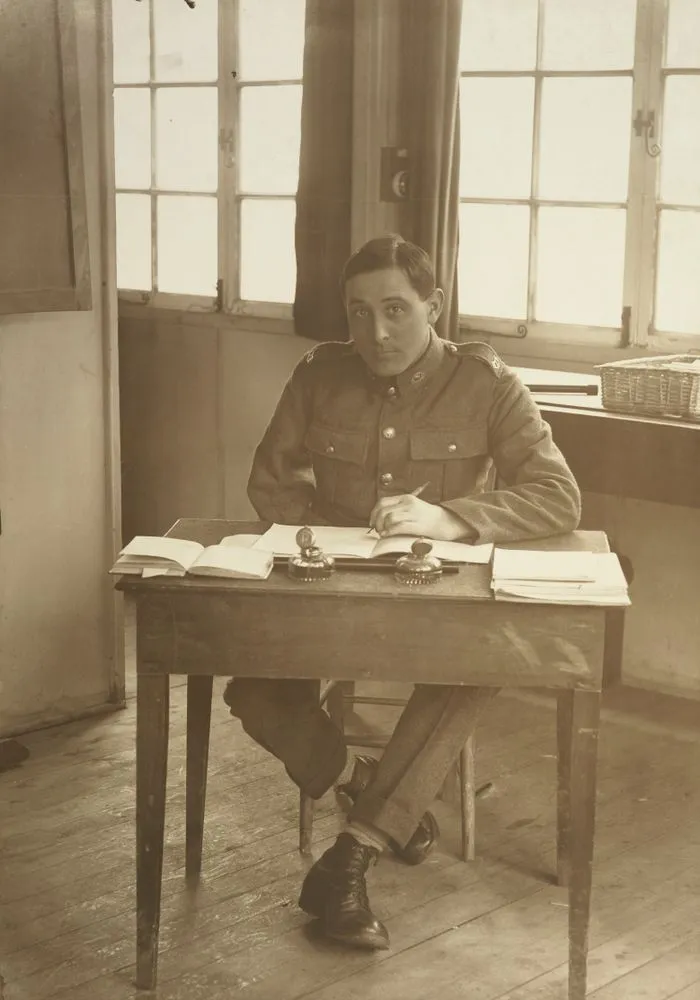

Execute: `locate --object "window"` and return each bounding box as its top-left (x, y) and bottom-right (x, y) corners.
top-left (111, 0), bottom-right (305, 313)
top-left (457, 0), bottom-right (700, 350)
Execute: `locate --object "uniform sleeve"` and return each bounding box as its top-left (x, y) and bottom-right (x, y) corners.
top-left (247, 363), bottom-right (321, 524)
top-left (442, 370), bottom-right (581, 544)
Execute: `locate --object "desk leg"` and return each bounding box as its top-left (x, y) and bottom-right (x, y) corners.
top-left (186, 676), bottom-right (214, 881)
top-left (603, 608), bottom-right (625, 689)
top-left (556, 690), bottom-right (574, 887)
top-left (567, 690), bottom-right (602, 1000)
top-left (136, 672), bottom-right (169, 990)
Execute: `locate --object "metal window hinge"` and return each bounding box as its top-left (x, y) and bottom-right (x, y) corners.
top-left (633, 110), bottom-right (661, 158)
top-left (215, 279), bottom-right (224, 312)
top-left (219, 128), bottom-right (235, 168)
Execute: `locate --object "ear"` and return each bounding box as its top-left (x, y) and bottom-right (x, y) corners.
top-left (426, 287), bottom-right (445, 324)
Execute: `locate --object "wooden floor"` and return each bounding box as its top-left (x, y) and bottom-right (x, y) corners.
top-left (1, 680), bottom-right (699, 1000)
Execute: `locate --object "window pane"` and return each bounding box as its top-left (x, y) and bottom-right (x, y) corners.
top-left (536, 208), bottom-right (626, 326)
top-left (239, 86), bottom-right (302, 195)
top-left (112, 0), bottom-right (150, 84)
top-left (656, 211), bottom-right (700, 334)
top-left (114, 89), bottom-right (151, 190)
top-left (155, 88), bottom-right (218, 193)
top-left (458, 204), bottom-right (530, 319)
top-left (541, 0), bottom-right (637, 70)
top-left (240, 199), bottom-right (296, 302)
top-left (666, 0), bottom-right (700, 67)
top-left (459, 0), bottom-right (538, 71)
top-left (238, 0), bottom-right (306, 81)
top-left (660, 77), bottom-right (700, 206)
top-left (539, 78), bottom-right (632, 203)
top-left (460, 79), bottom-right (534, 199)
top-left (153, 0), bottom-right (217, 83)
top-left (116, 194), bottom-right (151, 290)
top-left (156, 195), bottom-right (217, 295)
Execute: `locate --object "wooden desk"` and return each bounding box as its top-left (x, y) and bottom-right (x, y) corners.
top-left (119, 520), bottom-right (618, 1000)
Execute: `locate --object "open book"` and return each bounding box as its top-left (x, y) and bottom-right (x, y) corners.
top-left (491, 548), bottom-right (630, 606)
top-left (110, 535), bottom-right (273, 580)
top-left (248, 524), bottom-right (493, 564)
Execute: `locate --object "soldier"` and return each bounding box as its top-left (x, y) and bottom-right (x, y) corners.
top-left (224, 234), bottom-right (581, 951)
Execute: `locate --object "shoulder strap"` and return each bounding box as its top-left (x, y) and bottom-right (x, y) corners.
top-left (303, 341), bottom-right (354, 365)
top-left (454, 341), bottom-right (506, 377)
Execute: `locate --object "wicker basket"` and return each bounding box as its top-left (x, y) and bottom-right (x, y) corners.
top-left (598, 353), bottom-right (700, 421)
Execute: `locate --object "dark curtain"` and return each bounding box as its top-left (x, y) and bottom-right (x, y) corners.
top-left (398, 0), bottom-right (463, 341)
top-left (293, 0), bottom-right (354, 342)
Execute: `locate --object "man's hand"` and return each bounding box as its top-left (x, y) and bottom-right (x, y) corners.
top-left (369, 494), bottom-right (474, 541)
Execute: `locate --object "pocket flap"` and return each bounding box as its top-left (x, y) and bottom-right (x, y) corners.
top-left (410, 427), bottom-right (487, 460)
top-left (304, 424), bottom-right (368, 465)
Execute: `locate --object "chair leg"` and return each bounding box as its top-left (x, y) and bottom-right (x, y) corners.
top-left (326, 680), bottom-right (350, 731)
top-left (299, 792), bottom-right (314, 856)
top-left (460, 734), bottom-right (476, 862)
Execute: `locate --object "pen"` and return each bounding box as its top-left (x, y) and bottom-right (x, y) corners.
top-left (368, 482), bottom-right (431, 533)
top-left (410, 482), bottom-right (430, 498)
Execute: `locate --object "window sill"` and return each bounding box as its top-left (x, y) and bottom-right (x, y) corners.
top-left (117, 298), bottom-right (298, 339)
top-left (457, 326), bottom-right (700, 374)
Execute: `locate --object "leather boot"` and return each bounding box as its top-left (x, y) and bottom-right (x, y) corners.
top-left (299, 832), bottom-right (389, 950)
top-left (336, 754), bottom-right (439, 866)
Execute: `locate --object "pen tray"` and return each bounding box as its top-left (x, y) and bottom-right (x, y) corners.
top-left (272, 556), bottom-right (460, 574)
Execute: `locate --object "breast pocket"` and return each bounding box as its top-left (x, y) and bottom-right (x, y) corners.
top-left (409, 426), bottom-right (493, 501)
top-left (304, 424), bottom-right (369, 507)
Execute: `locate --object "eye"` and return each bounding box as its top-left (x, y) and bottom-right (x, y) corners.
top-left (351, 306), bottom-right (368, 319)
top-left (387, 303), bottom-right (404, 316)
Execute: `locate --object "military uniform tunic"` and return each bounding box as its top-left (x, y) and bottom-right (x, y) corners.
top-left (248, 331), bottom-right (580, 542)
top-left (227, 333), bottom-right (582, 844)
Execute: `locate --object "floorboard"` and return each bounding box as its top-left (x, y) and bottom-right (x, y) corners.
top-left (1, 683), bottom-right (698, 1000)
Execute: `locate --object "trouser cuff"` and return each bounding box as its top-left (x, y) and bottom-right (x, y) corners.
top-left (348, 789), bottom-right (419, 849)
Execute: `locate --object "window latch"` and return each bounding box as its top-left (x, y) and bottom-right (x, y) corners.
top-left (633, 110), bottom-right (661, 158)
top-left (621, 305), bottom-right (631, 347)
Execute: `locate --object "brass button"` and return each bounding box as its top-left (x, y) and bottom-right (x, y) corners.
top-left (382, 427), bottom-right (396, 440)
top-left (446, 342), bottom-right (458, 353)
top-left (325, 444), bottom-right (335, 455)
top-left (387, 385), bottom-right (397, 398)
top-left (411, 371), bottom-right (425, 384)
top-left (447, 442), bottom-right (457, 453)
top-left (380, 472), bottom-right (394, 486)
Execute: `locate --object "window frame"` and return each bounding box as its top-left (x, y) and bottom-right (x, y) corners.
top-left (113, 0), bottom-right (300, 321)
top-left (458, 0), bottom-right (700, 360)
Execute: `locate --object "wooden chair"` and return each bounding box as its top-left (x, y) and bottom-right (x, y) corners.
top-left (299, 680), bottom-right (480, 862)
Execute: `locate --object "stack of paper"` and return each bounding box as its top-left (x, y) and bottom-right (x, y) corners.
top-left (491, 548), bottom-right (630, 606)
top-left (247, 524), bottom-right (494, 564)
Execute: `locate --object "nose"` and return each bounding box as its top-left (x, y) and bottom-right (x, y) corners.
top-left (369, 314), bottom-right (391, 344)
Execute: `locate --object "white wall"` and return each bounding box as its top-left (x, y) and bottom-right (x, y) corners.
top-left (0, 0), bottom-right (120, 735)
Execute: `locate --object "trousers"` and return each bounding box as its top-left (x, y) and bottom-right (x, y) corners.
top-left (224, 678), bottom-right (499, 848)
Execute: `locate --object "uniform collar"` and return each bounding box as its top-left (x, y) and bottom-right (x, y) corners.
top-left (363, 328), bottom-right (451, 398)
top-left (394, 327), bottom-right (449, 395)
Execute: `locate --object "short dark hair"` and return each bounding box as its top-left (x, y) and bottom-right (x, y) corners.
top-left (341, 234), bottom-right (436, 300)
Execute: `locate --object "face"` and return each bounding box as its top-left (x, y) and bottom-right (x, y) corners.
top-left (344, 268), bottom-right (444, 376)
